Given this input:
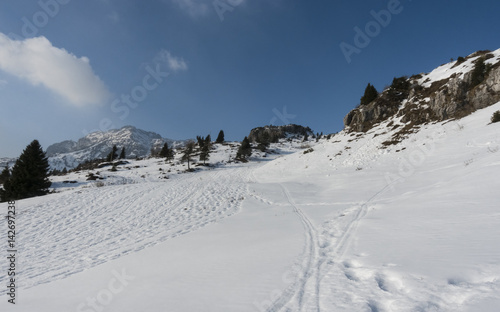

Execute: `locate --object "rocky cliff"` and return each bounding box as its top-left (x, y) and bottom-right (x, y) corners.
top-left (248, 124), bottom-right (314, 143)
top-left (344, 49), bottom-right (500, 134)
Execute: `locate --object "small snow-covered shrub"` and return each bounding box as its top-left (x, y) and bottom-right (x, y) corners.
top-left (491, 111), bottom-right (500, 123)
top-left (95, 181), bottom-right (105, 187)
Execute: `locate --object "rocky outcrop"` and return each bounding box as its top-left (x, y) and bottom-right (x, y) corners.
top-left (429, 65), bottom-right (500, 120)
top-left (344, 50), bottom-right (500, 133)
top-left (343, 96), bottom-right (400, 132)
top-left (248, 124), bottom-right (314, 143)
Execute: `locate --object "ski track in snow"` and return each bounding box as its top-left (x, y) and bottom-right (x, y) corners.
top-left (263, 171), bottom-right (408, 311)
top-left (266, 185), bottom-right (372, 312)
top-left (0, 167), bottom-right (252, 295)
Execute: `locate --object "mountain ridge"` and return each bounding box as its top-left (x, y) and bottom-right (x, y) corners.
top-left (344, 48), bottom-right (500, 136)
top-left (46, 126), bottom-right (185, 170)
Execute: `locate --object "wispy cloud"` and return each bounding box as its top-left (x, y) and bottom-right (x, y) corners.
top-left (0, 33), bottom-right (110, 107)
top-left (170, 0), bottom-right (246, 18)
top-left (155, 50), bottom-right (188, 72)
top-left (170, 0), bottom-right (209, 17)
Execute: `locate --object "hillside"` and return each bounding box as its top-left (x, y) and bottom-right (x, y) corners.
top-left (344, 49), bottom-right (500, 137)
top-left (0, 50), bottom-right (499, 311)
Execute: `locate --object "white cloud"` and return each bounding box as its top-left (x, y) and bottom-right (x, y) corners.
top-left (170, 0), bottom-right (246, 18)
top-left (155, 50), bottom-right (188, 72)
top-left (171, 0), bottom-right (209, 17)
top-left (0, 33), bottom-right (111, 107)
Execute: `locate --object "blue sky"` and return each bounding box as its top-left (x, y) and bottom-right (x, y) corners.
top-left (1, 0), bottom-right (499, 157)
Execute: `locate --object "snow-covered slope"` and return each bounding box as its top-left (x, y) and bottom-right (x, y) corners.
top-left (46, 126), bottom-right (184, 170)
top-left (1, 100), bottom-right (499, 311)
top-left (418, 49), bottom-right (500, 87)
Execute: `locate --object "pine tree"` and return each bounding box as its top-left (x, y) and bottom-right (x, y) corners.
top-left (159, 143), bottom-right (169, 158)
top-left (0, 165), bottom-right (10, 184)
top-left (119, 147), bottom-right (126, 159)
top-left (216, 130), bottom-right (225, 144)
top-left (166, 145), bottom-right (175, 162)
top-left (160, 143), bottom-right (175, 162)
top-left (236, 137), bottom-right (252, 160)
top-left (256, 131), bottom-right (270, 152)
top-left (470, 57), bottom-right (487, 88)
top-left (196, 136), bottom-right (205, 148)
top-left (107, 145), bottom-right (118, 162)
top-left (0, 140), bottom-right (52, 202)
top-left (360, 83), bottom-right (378, 106)
top-left (181, 141), bottom-right (196, 170)
top-left (200, 141), bottom-right (210, 164)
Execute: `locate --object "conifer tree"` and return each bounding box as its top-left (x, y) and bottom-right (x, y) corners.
top-left (256, 131), bottom-right (270, 152)
top-left (360, 83), bottom-right (378, 106)
top-left (160, 143), bottom-right (175, 162)
top-left (160, 143), bottom-right (169, 158)
top-left (166, 145), bottom-right (175, 162)
top-left (470, 57), bottom-right (487, 88)
top-left (181, 141), bottom-right (196, 170)
top-left (0, 140), bottom-right (51, 202)
top-left (107, 145), bottom-right (118, 162)
top-left (119, 147), bottom-right (126, 159)
top-left (216, 130), bottom-right (225, 144)
top-left (200, 142), bottom-right (210, 164)
top-left (196, 136), bottom-right (205, 147)
top-left (236, 137), bottom-right (252, 160)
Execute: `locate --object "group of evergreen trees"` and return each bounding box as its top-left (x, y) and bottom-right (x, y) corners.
top-left (106, 145), bottom-right (126, 162)
top-left (153, 130), bottom-right (225, 170)
top-left (0, 140), bottom-right (52, 202)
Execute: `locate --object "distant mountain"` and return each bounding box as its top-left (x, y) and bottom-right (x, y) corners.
top-left (0, 157), bottom-right (16, 170)
top-left (47, 126), bottom-right (185, 170)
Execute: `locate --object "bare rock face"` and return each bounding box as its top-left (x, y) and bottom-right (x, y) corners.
top-left (469, 65), bottom-right (500, 110)
top-left (343, 90), bottom-right (407, 132)
top-left (344, 50), bottom-right (500, 133)
top-left (429, 65), bottom-right (500, 120)
top-left (248, 124), bottom-right (314, 143)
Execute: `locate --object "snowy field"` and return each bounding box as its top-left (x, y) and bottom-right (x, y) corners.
top-left (1, 103), bottom-right (500, 311)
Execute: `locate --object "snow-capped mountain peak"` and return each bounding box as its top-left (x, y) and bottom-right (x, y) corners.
top-left (46, 126), bottom-right (184, 170)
